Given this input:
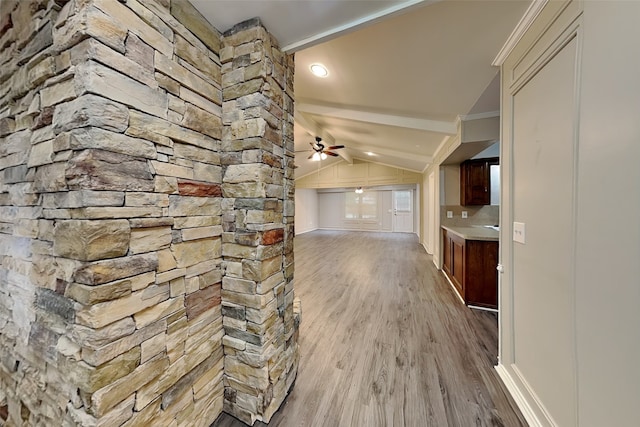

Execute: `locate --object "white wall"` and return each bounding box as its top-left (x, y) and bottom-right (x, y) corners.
top-left (294, 189), bottom-right (318, 235)
top-left (497, 1), bottom-right (640, 426)
top-left (427, 164), bottom-right (441, 267)
top-left (423, 171), bottom-right (436, 255)
top-left (512, 35), bottom-right (577, 426)
top-left (413, 186), bottom-right (420, 239)
top-left (420, 171), bottom-right (429, 252)
top-left (441, 165), bottom-right (460, 206)
top-left (575, 1), bottom-right (640, 425)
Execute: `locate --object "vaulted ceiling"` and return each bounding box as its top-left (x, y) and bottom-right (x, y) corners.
top-left (192, 0), bottom-right (531, 179)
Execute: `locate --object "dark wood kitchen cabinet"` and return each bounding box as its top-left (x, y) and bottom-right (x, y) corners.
top-left (442, 230), bottom-right (452, 275)
top-left (464, 239), bottom-right (498, 309)
top-left (460, 157), bottom-right (499, 206)
top-left (442, 229), bottom-right (465, 297)
top-left (442, 228), bottom-right (498, 310)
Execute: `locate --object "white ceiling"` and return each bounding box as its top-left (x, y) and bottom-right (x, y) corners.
top-left (192, 0), bottom-right (531, 179)
top-left (191, 0), bottom-right (432, 51)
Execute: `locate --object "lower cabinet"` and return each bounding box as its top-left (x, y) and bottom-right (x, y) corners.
top-left (442, 229), bottom-right (498, 309)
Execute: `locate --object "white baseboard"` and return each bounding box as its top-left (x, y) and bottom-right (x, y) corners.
top-left (441, 271), bottom-right (465, 305)
top-left (299, 227), bottom-right (414, 235)
top-left (295, 228), bottom-right (318, 235)
top-left (495, 363), bottom-right (556, 427)
top-left (421, 242), bottom-right (434, 255)
top-left (467, 304), bottom-right (498, 313)
top-left (317, 227), bottom-right (396, 233)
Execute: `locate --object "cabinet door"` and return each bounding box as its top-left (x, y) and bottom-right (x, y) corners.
top-left (465, 240), bottom-right (498, 309)
top-left (450, 236), bottom-right (465, 296)
top-left (442, 230), bottom-right (451, 275)
top-left (461, 160), bottom-right (490, 205)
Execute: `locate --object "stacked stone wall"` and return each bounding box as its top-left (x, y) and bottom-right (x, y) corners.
top-left (1, 2), bottom-right (299, 426)
top-left (0, 0), bottom-right (228, 425)
top-left (219, 18), bottom-right (299, 425)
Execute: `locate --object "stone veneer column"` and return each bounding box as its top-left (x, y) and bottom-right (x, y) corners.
top-left (219, 19), bottom-right (300, 425)
top-left (0, 0), bottom-right (240, 425)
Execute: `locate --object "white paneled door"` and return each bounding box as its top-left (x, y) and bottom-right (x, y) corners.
top-left (393, 190), bottom-right (413, 233)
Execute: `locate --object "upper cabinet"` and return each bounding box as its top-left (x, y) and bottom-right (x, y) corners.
top-left (460, 157), bottom-right (499, 206)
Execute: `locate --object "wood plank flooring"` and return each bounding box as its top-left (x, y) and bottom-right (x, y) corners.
top-left (212, 231), bottom-right (526, 427)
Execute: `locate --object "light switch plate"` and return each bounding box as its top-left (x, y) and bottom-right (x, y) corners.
top-left (447, 211), bottom-right (453, 218)
top-left (513, 222), bottom-right (526, 244)
top-left (462, 211), bottom-right (468, 218)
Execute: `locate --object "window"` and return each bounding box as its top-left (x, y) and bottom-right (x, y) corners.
top-left (345, 192), bottom-right (359, 219)
top-left (361, 193), bottom-right (377, 219)
top-left (345, 192), bottom-right (378, 220)
top-left (394, 190), bottom-right (412, 212)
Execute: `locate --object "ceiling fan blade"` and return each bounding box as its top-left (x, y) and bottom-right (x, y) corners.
top-left (324, 151), bottom-right (339, 157)
top-left (326, 145), bottom-right (345, 150)
top-left (307, 153), bottom-right (315, 159)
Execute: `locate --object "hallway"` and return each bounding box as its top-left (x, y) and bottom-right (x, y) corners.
top-left (213, 231), bottom-right (525, 426)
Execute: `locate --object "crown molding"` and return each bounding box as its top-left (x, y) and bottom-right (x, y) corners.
top-left (282, 0), bottom-right (437, 52)
top-left (432, 135), bottom-right (453, 164)
top-left (459, 110), bottom-right (501, 121)
top-left (492, 0), bottom-right (549, 66)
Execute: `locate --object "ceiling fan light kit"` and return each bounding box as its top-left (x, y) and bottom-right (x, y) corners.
top-left (296, 136), bottom-right (345, 162)
top-left (311, 152), bottom-right (327, 161)
top-left (355, 187), bottom-right (364, 194)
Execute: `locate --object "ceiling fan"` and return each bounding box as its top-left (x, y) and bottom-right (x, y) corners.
top-left (295, 136), bottom-right (345, 161)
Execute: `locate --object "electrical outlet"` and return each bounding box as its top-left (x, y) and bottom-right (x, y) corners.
top-left (513, 222), bottom-right (526, 244)
top-left (462, 211), bottom-right (468, 219)
top-left (447, 211), bottom-right (453, 218)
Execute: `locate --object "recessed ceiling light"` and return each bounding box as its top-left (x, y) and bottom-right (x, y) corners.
top-left (310, 63), bottom-right (329, 78)
top-left (366, 152), bottom-right (375, 156)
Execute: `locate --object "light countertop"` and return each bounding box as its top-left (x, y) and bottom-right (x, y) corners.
top-left (441, 225), bottom-right (499, 242)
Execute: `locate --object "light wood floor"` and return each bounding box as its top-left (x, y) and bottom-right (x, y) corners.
top-left (213, 231), bottom-right (526, 427)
